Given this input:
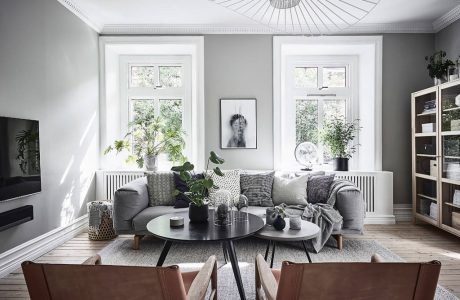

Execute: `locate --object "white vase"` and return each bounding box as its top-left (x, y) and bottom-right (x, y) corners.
top-left (144, 155), bottom-right (158, 172)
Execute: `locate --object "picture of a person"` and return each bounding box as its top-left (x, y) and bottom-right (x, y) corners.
top-left (227, 114), bottom-right (247, 148)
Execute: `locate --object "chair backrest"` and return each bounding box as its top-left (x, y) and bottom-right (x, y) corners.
top-left (276, 260), bottom-right (441, 300)
top-left (22, 261), bottom-right (188, 300)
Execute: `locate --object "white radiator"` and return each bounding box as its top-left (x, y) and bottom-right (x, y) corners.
top-left (96, 170), bottom-right (394, 224)
top-left (96, 170), bottom-right (145, 201)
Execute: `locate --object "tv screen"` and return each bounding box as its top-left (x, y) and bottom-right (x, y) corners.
top-left (0, 116), bottom-right (41, 201)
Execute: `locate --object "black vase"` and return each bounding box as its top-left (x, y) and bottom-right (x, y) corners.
top-left (273, 215), bottom-right (286, 231)
top-left (333, 157), bottom-right (349, 171)
top-left (189, 203), bottom-right (209, 223)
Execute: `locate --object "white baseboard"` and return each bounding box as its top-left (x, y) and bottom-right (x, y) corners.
top-left (364, 213), bottom-right (396, 225)
top-left (0, 214), bottom-right (88, 278)
top-left (394, 204), bottom-right (413, 223)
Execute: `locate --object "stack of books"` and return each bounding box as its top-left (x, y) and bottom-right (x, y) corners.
top-left (422, 100), bottom-right (436, 114)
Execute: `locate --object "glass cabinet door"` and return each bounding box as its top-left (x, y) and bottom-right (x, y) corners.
top-left (440, 81), bottom-right (460, 233)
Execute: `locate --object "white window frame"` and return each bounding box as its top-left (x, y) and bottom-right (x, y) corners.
top-left (119, 56), bottom-right (192, 166)
top-left (285, 56), bottom-right (359, 167)
top-left (99, 36), bottom-right (205, 171)
top-left (273, 36), bottom-right (383, 171)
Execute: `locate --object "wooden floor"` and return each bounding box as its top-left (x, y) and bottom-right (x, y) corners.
top-left (1, 223), bottom-right (459, 299)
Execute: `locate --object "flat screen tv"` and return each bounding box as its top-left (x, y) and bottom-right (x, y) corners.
top-left (0, 116), bottom-right (41, 201)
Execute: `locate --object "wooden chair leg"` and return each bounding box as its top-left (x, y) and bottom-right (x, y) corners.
top-left (333, 234), bottom-right (343, 250)
top-left (133, 235), bottom-right (144, 250)
top-left (211, 257), bottom-right (218, 300)
top-left (255, 257), bottom-right (261, 300)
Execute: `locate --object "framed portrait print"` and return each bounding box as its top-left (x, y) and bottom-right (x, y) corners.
top-left (220, 98), bottom-right (257, 149)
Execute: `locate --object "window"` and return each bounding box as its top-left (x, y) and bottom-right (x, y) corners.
top-left (281, 56), bottom-right (358, 168)
top-left (120, 56), bottom-right (191, 170)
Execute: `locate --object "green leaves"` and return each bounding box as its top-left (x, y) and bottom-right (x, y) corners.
top-left (209, 151), bottom-right (225, 164)
top-left (213, 167), bottom-right (223, 176)
top-left (320, 117), bottom-right (361, 159)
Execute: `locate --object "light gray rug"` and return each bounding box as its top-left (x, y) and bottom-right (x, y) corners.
top-left (99, 237), bottom-right (457, 300)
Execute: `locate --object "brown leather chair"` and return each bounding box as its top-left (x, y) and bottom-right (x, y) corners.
top-left (22, 254), bottom-right (217, 300)
top-left (255, 253), bottom-right (441, 300)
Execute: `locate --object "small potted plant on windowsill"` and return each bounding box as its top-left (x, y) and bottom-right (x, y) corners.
top-left (104, 103), bottom-right (185, 171)
top-left (320, 117), bottom-right (361, 171)
top-left (425, 51), bottom-right (455, 85)
top-left (172, 151), bottom-right (225, 223)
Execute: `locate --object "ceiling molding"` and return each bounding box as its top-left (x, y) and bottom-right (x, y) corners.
top-left (433, 4), bottom-right (460, 32)
top-left (57, 0), bottom-right (102, 32)
top-left (101, 23), bottom-right (435, 35)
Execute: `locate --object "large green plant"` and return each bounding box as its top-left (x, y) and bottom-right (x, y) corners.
top-left (171, 151), bottom-right (225, 207)
top-left (104, 103), bottom-right (185, 168)
top-left (320, 117), bottom-right (360, 159)
top-left (425, 51), bottom-right (454, 79)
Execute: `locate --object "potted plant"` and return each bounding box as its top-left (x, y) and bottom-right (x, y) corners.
top-left (320, 117), bottom-right (360, 171)
top-left (425, 51), bottom-right (455, 85)
top-left (104, 103), bottom-right (185, 171)
top-left (172, 151), bottom-right (225, 223)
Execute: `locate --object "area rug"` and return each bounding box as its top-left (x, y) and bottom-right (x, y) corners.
top-left (99, 237), bottom-right (457, 300)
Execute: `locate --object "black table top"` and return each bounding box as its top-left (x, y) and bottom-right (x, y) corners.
top-left (146, 211), bottom-right (265, 242)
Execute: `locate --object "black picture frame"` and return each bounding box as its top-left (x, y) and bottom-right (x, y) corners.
top-left (220, 98), bottom-right (257, 149)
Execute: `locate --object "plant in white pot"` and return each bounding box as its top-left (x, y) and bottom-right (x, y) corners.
top-left (104, 103), bottom-right (185, 171)
top-left (320, 117), bottom-right (360, 171)
top-left (172, 151), bottom-right (225, 223)
top-left (425, 51), bottom-right (455, 85)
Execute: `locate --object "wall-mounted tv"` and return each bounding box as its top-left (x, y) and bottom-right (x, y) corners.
top-left (0, 116), bottom-right (41, 201)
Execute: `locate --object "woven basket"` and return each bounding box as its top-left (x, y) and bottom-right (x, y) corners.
top-left (88, 213), bottom-right (117, 241)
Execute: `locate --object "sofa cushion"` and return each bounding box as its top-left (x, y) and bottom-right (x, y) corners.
top-left (173, 172), bottom-right (204, 208)
top-left (272, 174), bottom-right (309, 206)
top-left (147, 172), bottom-right (175, 206)
top-left (208, 169), bottom-right (241, 204)
top-left (307, 174), bottom-right (335, 204)
top-left (132, 206), bottom-right (189, 232)
top-left (240, 171), bottom-right (275, 207)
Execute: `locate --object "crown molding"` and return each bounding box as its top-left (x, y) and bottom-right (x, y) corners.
top-left (57, 0), bottom-right (102, 32)
top-left (101, 23), bottom-right (436, 35)
top-left (433, 4), bottom-right (460, 32)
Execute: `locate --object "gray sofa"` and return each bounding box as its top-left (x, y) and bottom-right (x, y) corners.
top-left (113, 176), bottom-right (365, 250)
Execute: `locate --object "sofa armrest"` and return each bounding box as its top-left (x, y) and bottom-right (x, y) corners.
top-left (335, 187), bottom-right (365, 233)
top-left (113, 177), bottom-right (149, 233)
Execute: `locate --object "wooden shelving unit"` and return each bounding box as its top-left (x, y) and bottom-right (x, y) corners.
top-left (412, 79), bottom-right (460, 238)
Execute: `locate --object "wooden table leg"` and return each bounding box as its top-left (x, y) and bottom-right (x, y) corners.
top-left (156, 240), bottom-right (173, 267)
top-left (225, 240), bottom-right (246, 300)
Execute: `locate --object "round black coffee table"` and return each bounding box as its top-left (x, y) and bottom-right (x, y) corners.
top-left (147, 211), bottom-right (264, 300)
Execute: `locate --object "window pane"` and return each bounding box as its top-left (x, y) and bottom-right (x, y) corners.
top-left (130, 99), bottom-right (155, 151)
top-left (160, 99), bottom-right (183, 129)
top-left (295, 67), bottom-right (317, 88)
top-left (159, 66), bottom-right (182, 88)
top-left (323, 67), bottom-right (346, 87)
top-left (322, 99), bottom-right (347, 162)
top-left (296, 99), bottom-right (318, 145)
top-left (130, 66), bottom-right (155, 88)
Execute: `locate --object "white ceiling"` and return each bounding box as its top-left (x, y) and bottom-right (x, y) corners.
top-left (61, 0), bottom-right (460, 34)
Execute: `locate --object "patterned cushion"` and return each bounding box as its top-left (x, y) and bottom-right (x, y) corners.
top-left (173, 172), bottom-right (204, 208)
top-left (208, 169), bottom-right (241, 204)
top-left (240, 171), bottom-right (275, 207)
top-left (307, 174), bottom-right (335, 204)
top-left (147, 172), bottom-right (175, 206)
top-left (272, 174), bottom-right (309, 206)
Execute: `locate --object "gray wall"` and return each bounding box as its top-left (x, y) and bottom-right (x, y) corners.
top-left (0, 0), bottom-right (99, 253)
top-left (435, 19), bottom-right (460, 61)
top-left (204, 34), bottom-right (434, 204)
top-left (382, 34), bottom-right (434, 204)
top-left (205, 35), bottom-right (273, 170)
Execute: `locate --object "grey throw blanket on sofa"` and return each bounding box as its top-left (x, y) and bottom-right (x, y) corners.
top-left (282, 179), bottom-right (359, 253)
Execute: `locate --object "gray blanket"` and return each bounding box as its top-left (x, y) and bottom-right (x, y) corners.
top-left (282, 179), bottom-right (359, 253)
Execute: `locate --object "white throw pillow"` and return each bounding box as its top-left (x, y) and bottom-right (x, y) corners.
top-left (208, 169), bottom-right (241, 204)
top-left (272, 174), bottom-right (309, 206)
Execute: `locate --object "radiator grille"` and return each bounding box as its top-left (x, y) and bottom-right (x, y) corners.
top-left (335, 174), bottom-right (375, 213)
top-left (102, 171), bottom-right (145, 200)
